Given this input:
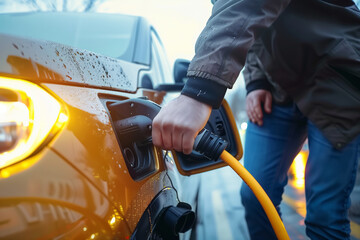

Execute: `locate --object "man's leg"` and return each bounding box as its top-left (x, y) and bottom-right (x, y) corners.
top-left (241, 104), bottom-right (307, 239)
top-left (305, 121), bottom-right (360, 240)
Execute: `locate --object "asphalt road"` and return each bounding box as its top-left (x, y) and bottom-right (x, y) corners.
top-left (180, 163), bottom-right (360, 240)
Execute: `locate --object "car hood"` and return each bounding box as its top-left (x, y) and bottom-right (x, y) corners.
top-left (0, 33), bottom-right (143, 92)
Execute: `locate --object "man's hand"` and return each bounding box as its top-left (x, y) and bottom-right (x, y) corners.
top-left (246, 89), bottom-right (272, 126)
top-left (152, 95), bottom-right (212, 155)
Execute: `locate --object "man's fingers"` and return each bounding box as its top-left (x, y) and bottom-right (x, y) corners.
top-left (253, 98), bottom-right (263, 119)
top-left (246, 102), bottom-right (255, 123)
top-left (173, 125), bottom-right (183, 152)
top-left (246, 90), bottom-right (271, 126)
top-left (152, 117), bottom-right (164, 148)
top-left (247, 99), bottom-right (258, 124)
top-left (182, 131), bottom-right (195, 155)
top-left (151, 95), bottom-right (212, 153)
top-left (246, 99), bottom-right (252, 119)
top-left (161, 120), bottom-right (173, 150)
top-left (264, 92), bottom-right (272, 113)
top-left (251, 98), bottom-right (263, 125)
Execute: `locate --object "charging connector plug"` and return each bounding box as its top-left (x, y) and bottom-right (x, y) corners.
top-left (193, 129), bottom-right (228, 161)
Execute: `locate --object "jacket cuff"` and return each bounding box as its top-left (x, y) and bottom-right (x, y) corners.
top-left (181, 77), bottom-right (227, 109)
top-left (246, 79), bottom-right (272, 95)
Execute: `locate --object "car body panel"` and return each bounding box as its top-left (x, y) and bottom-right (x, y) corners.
top-left (0, 33), bottom-right (141, 93)
top-left (0, 148), bottom-right (125, 240)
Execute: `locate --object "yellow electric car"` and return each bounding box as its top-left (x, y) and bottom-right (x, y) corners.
top-left (0, 12), bottom-right (242, 240)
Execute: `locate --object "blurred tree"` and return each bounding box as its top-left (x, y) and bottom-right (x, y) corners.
top-left (0, 0), bottom-right (106, 12)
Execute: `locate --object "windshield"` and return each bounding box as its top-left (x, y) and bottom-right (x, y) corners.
top-left (0, 12), bottom-right (137, 61)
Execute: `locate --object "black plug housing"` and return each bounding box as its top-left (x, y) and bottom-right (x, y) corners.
top-left (193, 129), bottom-right (228, 161)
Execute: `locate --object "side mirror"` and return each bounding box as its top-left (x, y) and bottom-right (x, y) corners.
top-left (173, 58), bottom-right (190, 84)
top-left (140, 74), bottom-right (154, 89)
top-left (154, 58), bottom-right (190, 92)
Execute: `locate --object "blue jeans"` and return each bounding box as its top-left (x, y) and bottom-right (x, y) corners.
top-left (240, 103), bottom-right (360, 240)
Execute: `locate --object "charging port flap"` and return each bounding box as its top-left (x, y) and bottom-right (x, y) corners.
top-left (173, 100), bottom-right (243, 176)
top-left (107, 98), bottom-right (162, 181)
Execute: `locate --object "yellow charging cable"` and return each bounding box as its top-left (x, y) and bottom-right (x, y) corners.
top-left (220, 150), bottom-right (290, 240)
top-left (194, 128), bottom-right (290, 239)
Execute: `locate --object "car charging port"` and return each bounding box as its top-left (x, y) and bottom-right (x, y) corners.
top-left (114, 115), bottom-right (153, 144)
top-left (156, 202), bottom-right (196, 239)
top-left (107, 99), bottom-right (161, 181)
top-left (123, 147), bottom-right (136, 168)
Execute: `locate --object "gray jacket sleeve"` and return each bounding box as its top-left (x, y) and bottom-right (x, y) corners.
top-left (243, 39), bottom-right (271, 94)
top-left (187, 0), bottom-right (291, 88)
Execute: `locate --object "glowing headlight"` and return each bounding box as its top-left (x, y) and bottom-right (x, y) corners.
top-left (0, 77), bottom-right (67, 169)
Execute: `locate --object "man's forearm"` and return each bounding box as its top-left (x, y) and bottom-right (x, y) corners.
top-left (187, 0), bottom-right (292, 88)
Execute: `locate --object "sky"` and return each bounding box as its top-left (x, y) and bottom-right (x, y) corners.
top-left (96, 0), bottom-right (213, 65)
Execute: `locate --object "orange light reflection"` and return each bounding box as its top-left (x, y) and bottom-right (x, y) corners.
top-left (289, 151), bottom-right (308, 190)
